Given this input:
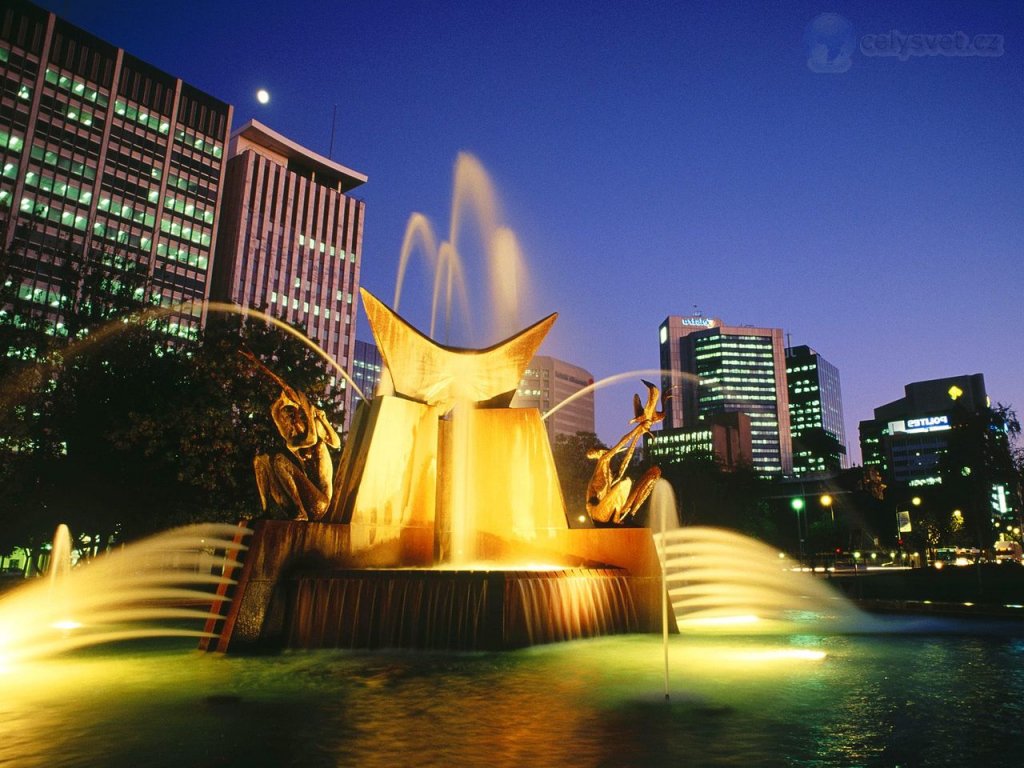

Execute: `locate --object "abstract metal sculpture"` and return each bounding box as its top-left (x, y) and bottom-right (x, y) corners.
top-left (586, 380), bottom-right (664, 524)
top-left (244, 350), bottom-right (341, 521)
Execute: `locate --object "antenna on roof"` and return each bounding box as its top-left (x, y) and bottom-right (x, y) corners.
top-left (329, 104), bottom-right (338, 160)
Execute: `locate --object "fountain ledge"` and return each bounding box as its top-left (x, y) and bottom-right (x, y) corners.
top-left (203, 520), bottom-right (666, 652)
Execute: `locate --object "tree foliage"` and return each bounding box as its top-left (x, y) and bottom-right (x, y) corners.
top-left (552, 431), bottom-right (607, 519)
top-left (0, 248), bottom-right (344, 553)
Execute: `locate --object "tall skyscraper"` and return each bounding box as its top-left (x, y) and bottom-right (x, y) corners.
top-left (0, 0), bottom-right (231, 339)
top-left (785, 344), bottom-right (847, 476)
top-left (210, 119), bottom-right (366, 418)
top-left (512, 355), bottom-right (594, 444)
top-left (659, 314), bottom-right (792, 476)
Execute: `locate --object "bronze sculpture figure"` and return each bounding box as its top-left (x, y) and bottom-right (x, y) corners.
top-left (243, 350), bottom-right (341, 521)
top-left (586, 380), bottom-right (664, 524)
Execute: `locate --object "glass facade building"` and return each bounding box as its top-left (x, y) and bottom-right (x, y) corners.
top-left (351, 338), bottom-right (383, 413)
top-left (0, 1), bottom-right (231, 340)
top-left (785, 344), bottom-right (848, 476)
top-left (659, 315), bottom-right (791, 476)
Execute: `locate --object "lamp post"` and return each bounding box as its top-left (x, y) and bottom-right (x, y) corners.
top-left (820, 493), bottom-right (834, 523)
top-left (791, 497), bottom-right (805, 562)
top-left (820, 494), bottom-right (836, 569)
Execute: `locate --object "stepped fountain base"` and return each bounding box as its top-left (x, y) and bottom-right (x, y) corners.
top-left (204, 520), bottom-right (666, 653)
top-left (286, 568), bottom-right (659, 651)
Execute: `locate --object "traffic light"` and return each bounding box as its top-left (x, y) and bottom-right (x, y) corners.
top-left (790, 498), bottom-right (805, 512)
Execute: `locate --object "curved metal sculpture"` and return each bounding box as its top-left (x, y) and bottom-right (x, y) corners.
top-left (586, 380), bottom-right (664, 524)
top-left (244, 350), bottom-right (341, 521)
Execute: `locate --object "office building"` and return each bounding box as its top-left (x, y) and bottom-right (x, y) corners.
top-left (210, 119), bottom-right (366, 419)
top-left (859, 374), bottom-right (989, 486)
top-left (859, 373), bottom-right (1020, 545)
top-left (512, 355), bottom-right (594, 444)
top-left (785, 344), bottom-right (848, 476)
top-left (659, 314), bottom-right (792, 476)
top-left (0, 0), bottom-right (231, 340)
top-left (350, 338), bottom-right (383, 412)
top-left (646, 412), bottom-right (752, 470)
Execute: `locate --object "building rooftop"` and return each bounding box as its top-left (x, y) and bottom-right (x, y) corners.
top-left (230, 119), bottom-right (368, 192)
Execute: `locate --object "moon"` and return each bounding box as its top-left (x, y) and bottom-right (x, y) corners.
top-left (256, 89), bottom-right (270, 105)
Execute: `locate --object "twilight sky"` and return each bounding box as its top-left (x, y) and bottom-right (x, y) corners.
top-left (45, 0), bottom-right (1023, 460)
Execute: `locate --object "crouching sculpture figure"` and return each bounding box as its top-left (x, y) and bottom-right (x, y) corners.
top-left (243, 350), bottom-right (341, 521)
top-left (586, 379), bottom-right (664, 524)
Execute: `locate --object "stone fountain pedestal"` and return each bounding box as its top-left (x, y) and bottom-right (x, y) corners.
top-left (202, 520), bottom-right (664, 652)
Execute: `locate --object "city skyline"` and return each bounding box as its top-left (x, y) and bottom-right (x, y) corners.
top-left (38, 0), bottom-right (1024, 461)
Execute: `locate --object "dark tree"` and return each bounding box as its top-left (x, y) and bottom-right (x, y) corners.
top-left (552, 431), bottom-right (607, 520)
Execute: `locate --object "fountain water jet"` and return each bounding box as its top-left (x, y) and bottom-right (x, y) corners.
top-left (0, 523), bottom-right (250, 667)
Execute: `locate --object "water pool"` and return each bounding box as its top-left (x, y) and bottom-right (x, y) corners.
top-left (2, 621), bottom-right (1023, 767)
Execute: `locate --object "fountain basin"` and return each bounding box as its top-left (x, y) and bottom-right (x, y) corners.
top-left (206, 520), bottom-right (665, 653)
top-left (285, 567), bottom-right (658, 650)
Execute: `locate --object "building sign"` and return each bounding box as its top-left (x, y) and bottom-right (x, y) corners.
top-left (888, 414), bottom-right (951, 434)
top-left (897, 510), bottom-right (913, 533)
top-left (682, 317), bottom-right (713, 327)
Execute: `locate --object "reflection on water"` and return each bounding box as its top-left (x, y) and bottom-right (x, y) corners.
top-left (2, 630), bottom-right (1023, 768)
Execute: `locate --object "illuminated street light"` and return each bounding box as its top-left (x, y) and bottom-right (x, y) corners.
top-left (790, 498), bottom-right (805, 561)
top-left (911, 496), bottom-right (922, 506)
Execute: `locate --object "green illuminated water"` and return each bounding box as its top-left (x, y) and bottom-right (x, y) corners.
top-left (2, 627), bottom-right (1022, 767)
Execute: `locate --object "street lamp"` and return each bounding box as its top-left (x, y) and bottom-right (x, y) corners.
top-left (820, 493), bottom-right (835, 524)
top-left (791, 497), bottom-right (805, 561)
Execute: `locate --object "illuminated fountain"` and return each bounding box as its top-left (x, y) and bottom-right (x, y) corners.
top-left (206, 286), bottom-right (664, 652)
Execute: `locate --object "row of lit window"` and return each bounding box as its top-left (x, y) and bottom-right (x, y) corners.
top-left (24, 170), bottom-right (92, 205)
top-left (92, 221), bottom-right (151, 251)
top-left (98, 196), bottom-right (155, 227)
top-left (56, 101), bottom-right (100, 129)
top-left (268, 292), bottom-right (348, 320)
top-left (157, 242), bottom-right (208, 270)
top-left (696, 351), bottom-right (772, 362)
top-left (160, 218), bottom-right (211, 247)
top-left (19, 196), bottom-right (87, 230)
top-left (174, 129), bottom-right (223, 159)
top-left (699, 394), bottom-right (777, 404)
top-left (164, 194), bottom-right (214, 224)
top-left (651, 430), bottom-right (713, 444)
top-left (45, 68), bottom-right (108, 107)
top-left (17, 282), bottom-right (63, 309)
top-left (114, 100), bottom-right (170, 135)
top-left (30, 143), bottom-right (97, 181)
top-left (296, 234), bottom-right (357, 261)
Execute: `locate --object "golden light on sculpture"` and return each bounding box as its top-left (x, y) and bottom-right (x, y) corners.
top-left (360, 288), bottom-right (555, 412)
